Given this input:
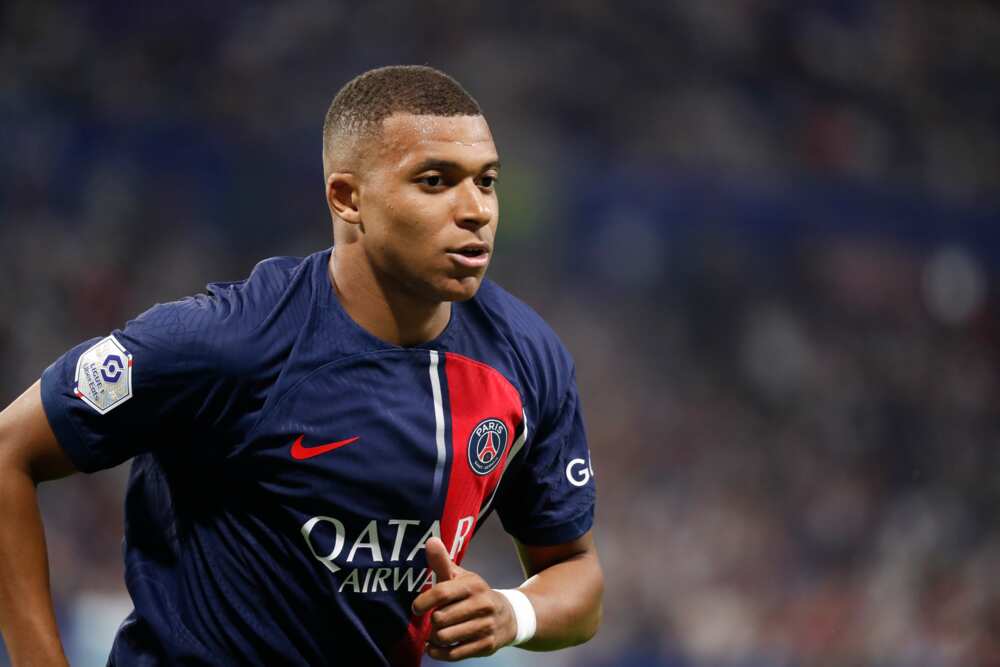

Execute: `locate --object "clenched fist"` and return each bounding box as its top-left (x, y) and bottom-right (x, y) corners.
top-left (411, 537), bottom-right (518, 661)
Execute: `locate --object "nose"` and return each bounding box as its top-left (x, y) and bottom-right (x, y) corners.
top-left (454, 178), bottom-right (493, 230)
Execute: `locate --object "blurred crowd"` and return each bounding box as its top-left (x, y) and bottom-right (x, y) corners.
top-left (2, 1), bottom-right (999, 666)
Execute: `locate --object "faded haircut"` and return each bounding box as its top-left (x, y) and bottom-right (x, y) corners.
top-left (322, 65), bottom-right (482, 177)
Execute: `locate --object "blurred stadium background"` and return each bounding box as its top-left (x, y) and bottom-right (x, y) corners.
top-left (2, 1), bottom-right (1000, 665)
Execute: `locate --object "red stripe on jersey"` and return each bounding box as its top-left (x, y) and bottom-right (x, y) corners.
top-left (394, 353), bottom-right (524, 665)
top-left (439, 352), bottom-right (523, 565)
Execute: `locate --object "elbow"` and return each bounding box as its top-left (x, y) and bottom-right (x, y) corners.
top-left (573, 562), bottom-right (604, 646)
top-left (577, 599), bottom-right (602, 645)
top-left (586, 579), bottom-right (605, 643)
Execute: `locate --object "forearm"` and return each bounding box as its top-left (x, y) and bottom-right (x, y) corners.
top-left (0, 467), bottom-right (67, 665)
top-left (0, 382), bottom-right (80, 665)
top-left (517, 549), bottom-right (603, 651)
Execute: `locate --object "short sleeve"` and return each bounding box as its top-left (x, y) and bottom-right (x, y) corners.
top-left (40, 295), bottom-right (243, 473)
top-left (495, 373), bottom-right (596, 546)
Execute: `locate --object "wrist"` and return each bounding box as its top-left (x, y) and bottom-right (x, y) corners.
top-left (493, 588), bottom-right (536, 646)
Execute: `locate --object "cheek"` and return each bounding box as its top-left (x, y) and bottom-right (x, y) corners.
top-left (369, 198), bottom-right (445, 265)
top-left (393, 198), bottom-right (450, 245)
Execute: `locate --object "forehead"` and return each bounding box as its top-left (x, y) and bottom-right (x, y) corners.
top-left (375, 113), bottom-right (498, 170)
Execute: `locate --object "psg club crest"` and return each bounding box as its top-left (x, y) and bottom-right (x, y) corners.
top-left (467, 418), bottom-right (509, 476)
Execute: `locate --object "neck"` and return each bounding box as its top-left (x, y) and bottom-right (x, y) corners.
top-left (328, 245), bottom-right (451, 347)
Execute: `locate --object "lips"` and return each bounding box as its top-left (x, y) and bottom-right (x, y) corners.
top-left (446, 243), bottom-right (491, 268)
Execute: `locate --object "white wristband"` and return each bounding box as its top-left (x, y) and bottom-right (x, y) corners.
top-left (494, 588), bottom-right (536, 646)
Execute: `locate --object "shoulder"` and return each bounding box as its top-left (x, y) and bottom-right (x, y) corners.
top-left (125, 253), bottom-right (321, 373)
top-left (192, 253), bottom-right (310, 326)
top-left (467, 279), bottom-right (576, 391)
top-left (475, 279), bottom-right (563, 338)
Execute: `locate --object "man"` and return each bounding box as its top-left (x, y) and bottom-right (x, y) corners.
top-left (0, 65), bottom-right (602, 665)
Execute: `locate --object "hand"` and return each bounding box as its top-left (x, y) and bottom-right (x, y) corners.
top-left (411, 537), bottom-right (518, 661)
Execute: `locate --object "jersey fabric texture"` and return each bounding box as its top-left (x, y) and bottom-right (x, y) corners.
top-left (40, 249), bottom-right (595, 666)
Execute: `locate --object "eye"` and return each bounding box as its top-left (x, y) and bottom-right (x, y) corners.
top-left (419, 174), bottom-right (443, 188)
top-left (479, 175), bottom-right (497, 189)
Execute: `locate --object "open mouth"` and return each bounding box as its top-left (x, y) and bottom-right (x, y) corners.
top-left (447, 244), bottom-right (491, 268)
top-left (454, 247), bottom-right (488, 258)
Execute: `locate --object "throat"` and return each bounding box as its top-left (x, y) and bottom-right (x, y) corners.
top-left (383, 301), bottom-right (451, 348)
top-left (328, 252), bottom-right (451, 347)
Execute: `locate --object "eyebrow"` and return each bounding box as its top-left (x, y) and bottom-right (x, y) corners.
top-left (411, 158), bottom-right (501, 174)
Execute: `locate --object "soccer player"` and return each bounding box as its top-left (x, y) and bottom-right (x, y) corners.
top-left (0, 65), bottom-right (602, 665)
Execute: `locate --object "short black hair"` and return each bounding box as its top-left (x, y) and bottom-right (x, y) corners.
top-left (322, 65), bottom-right (482, 175)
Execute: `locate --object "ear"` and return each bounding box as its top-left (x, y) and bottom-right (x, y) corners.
top-left (326, 172), bottom-right (361, 224)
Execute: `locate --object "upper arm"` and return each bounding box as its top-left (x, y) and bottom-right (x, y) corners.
top-left (0, 381), bottom-right (77, 482)
top-left (38, 297), bottom-right (257, 472)
top-left (495, 377), bottom-right (596, 547)
top-left (514, 529), bottom-right (597, 578)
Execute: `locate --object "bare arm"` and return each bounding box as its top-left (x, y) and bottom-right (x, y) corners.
top-left (0, 381), bottom-right (77, 666)
top-left (513, 530), bottom-right (603, 651)
top-left (412, 531), bottom-right (603, 661)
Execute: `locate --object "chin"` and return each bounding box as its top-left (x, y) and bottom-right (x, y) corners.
top-left (438, 275), bottom-right (483, 302)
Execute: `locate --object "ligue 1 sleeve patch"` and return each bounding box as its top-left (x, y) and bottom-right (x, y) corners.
top-left (73, 335), bottom-right (133, 414)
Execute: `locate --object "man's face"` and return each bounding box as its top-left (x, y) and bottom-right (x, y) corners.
top-left (356, 113), bottom-right (500, 303)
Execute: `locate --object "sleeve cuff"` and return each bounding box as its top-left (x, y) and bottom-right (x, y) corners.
top-left (40, 362), bottom-right (100, 473)
top-left (503, 506), bottom-right (594, 546)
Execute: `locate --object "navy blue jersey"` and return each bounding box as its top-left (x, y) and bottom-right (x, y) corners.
top-left (40, 249), bottom-right (595, 666)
